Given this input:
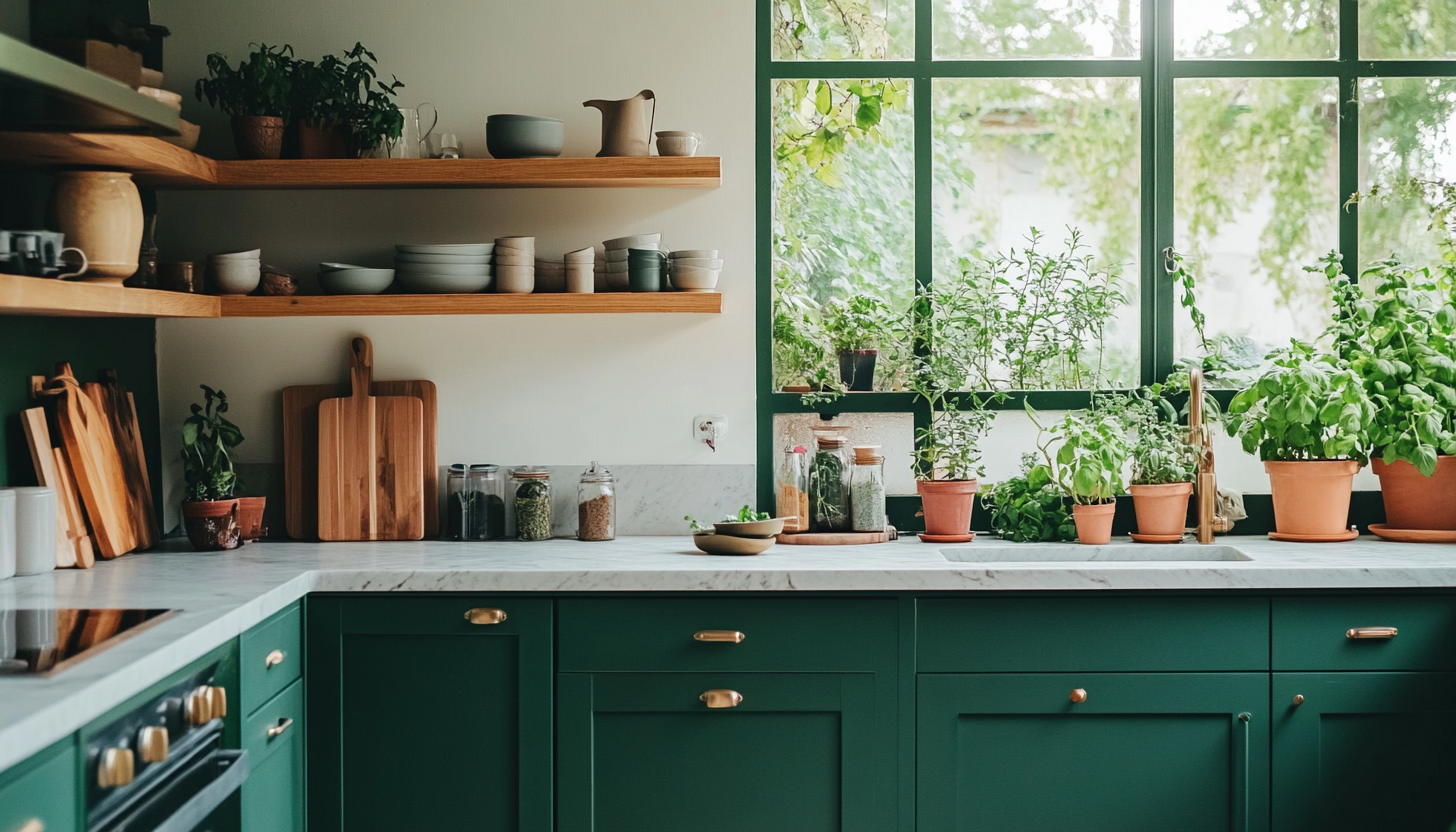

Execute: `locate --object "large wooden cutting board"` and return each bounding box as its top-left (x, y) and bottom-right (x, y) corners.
top-left (50, 364), bottom-right (136, 558)
top-left (20, 407), bottom-right (89, 568)
top-left (317, 337), bottom-right (425, 541)
top-left (97, 371), bottom-right (159, 550)
top-left (283, 352), bottom-right (437, 541)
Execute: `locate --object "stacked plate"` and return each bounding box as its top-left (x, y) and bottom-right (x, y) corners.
top-left (394, 243), bottom-right (495, 294)
top-left (603, 233), bottom-right (660, 292)
top-left (669, 249), bottom-right (721, 292)
top-left (318, 262), bottom-right (395, 295)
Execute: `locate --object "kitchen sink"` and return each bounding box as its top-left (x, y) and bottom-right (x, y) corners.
top-left (939, 544), bottom-right (1251, 563)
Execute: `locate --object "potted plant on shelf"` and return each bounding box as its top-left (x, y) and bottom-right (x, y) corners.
top-left (1029, 405), bottom-right (1131, 545)
top-left (823, 294), bottom-right (894, 392)
top-left (331, 42), bottom-right (405, 158)
top-left (195, 43), bottom-right (295, 160)
top-left (180, 385), bottom-right (245, 551)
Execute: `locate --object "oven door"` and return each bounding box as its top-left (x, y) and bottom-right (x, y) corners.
top-left (89, 721), bottom-right (249, 832)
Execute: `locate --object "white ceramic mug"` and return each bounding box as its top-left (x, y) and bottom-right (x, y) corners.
top-left (12, 487), bottom-right (56, 576)
top-left (0, 490), bottom-right (14, 580)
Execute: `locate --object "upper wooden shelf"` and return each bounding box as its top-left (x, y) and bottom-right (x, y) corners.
top-left (0, 273), bottom-right (219, 317)
top-left (0, 133), bottom-right (721, 189)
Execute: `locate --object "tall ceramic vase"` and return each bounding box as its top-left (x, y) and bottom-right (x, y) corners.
top-left (51, 170), bottom-right (143, 282)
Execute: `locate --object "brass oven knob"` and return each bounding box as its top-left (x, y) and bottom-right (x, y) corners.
top-left (97, 747), bottom-right (135, 788)
top-left (1070, 689), bottom-right (1088, 704)
top-left (138, 725), bottom-right (169, 764)
top-left (465, 608), bottom-right (508, 625)
top-left (700, 689), bottom-right (744, 709)
top-left (206, 685), bottom-right (227, 719)
top-left (18, 819), bottom-right (43, 832)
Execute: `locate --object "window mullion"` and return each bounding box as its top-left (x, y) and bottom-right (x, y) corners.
top-left (1340, 0), bottom-right (1361, 280)
top-left (1148, 0), bottom-right (1174, 385)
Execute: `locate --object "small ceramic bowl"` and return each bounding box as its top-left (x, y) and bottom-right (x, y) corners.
top-left (656, 133), bottom-right (702, 157)
top-left (605, 262), bottom-right (630, 273)
top-left (211, 260), bottom-right (261, 294)
top-left (712, 517), bottom-right (786, 538)
top-left (604, 233), bottom-right (660, 250)
top-left (394, 262), bottom-right (493, 276)
top-left (395, 271), bottom-right (493, 294)
top-left (693, 533), bottom-right (774, 556)
top-left (496, 264), bottom-right (535, 294)
top-left (670, 249), bottom-right (718, 260)
top-left (495, 236), bottom-right (535, 249)
top-left (671, 269), bottom-right (719, 291)
top-left (565, 247), bottom-right (595, 263)
top-left (319, 262), bottom-right (367, 272)
top-left (486, 115), bottom-right (564, 158)
top-left (605, 250), bottom-right (631, 262)
top-left (209, 249), bottom-right (261, 261)
top-left (393, 253), bottom-right (494, 265)
top-left (671, 258), bottom-right (724, 270)
top-left (605, 271), bottom-right (630, 292)
top-left (396, 243), bottom-right (495, 256)
top-left (566, 267), bottom-right (595, 293)
top-left (535, 271), bottom-right (566, 293)
top-left (319, 268), bottom-right (395, 295)
top-left (494, 252), bottom-right (534, 266)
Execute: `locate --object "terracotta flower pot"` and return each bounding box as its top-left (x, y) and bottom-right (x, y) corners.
top-left (51, 170), bottom-right (143, 281)
top-left (295, 121), bottom-right (349, 159)
top-left (1373, 456), bottom-right (1456, 530)
top-left (181, 499), bottom-right (241, 552)
top-left (237, 496), bottom-right (268, 541)
top-left (231, 115), bottom-right (286, 160)
top-left (1265, 460), bottom-right (1361, 537)
top-left (1072, 502), bottom-right (1117, 545)
top-left (1129, 482), bottom-right (1193, 537)
top-left (838, 350), bottom-right (878, 392)
top-left (917, 479), bottom-right (977, 536)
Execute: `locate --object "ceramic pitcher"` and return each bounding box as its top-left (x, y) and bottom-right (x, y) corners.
top-left (583, 90), bottom-right (656, 157)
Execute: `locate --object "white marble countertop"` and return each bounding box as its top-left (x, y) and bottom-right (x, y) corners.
top-left (3, 533), bottom-right (1456, 772)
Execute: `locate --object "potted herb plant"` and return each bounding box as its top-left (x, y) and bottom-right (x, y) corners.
top-left (195, 43), bottom-right (295, 159)
top-left (333, 42), bottom-right (404, 158)
top-left (982, 454), bottom-right (1077, 542)
top-left (1029, 405), bottom-right (1131, 545)
top-left (1113, 388), bottom-right (1198, 538)
top-left (180, 385), bottom-right (245, 551)
top-left (823, 294), bottom-right (894, 392)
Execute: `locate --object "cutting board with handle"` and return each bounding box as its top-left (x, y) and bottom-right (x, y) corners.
top-left (283, 347), bottom-right (437, 541)
top-left (317, 337), bottom-right (425, 541)
top-left (98, 370), bottom-right (159, 551)
top-left (20, 406), bottom-right (92, 568)
top-left (49, 363), bottom-right (136, 559)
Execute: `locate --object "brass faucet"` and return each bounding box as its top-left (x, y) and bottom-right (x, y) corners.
top-left (1188, 368), bottom-right (1232, 542)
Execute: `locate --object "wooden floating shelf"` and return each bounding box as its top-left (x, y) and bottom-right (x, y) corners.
top-left (0, 133), bottom-right (721, 189)
top-left (0, 273), bottom-right (219, 317)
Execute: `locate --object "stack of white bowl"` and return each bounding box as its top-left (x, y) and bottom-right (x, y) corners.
top-left (603, 233), bottom-right (660, 292)
top-left (565, 248), bottom-right (595, 293)
top-left (208, 249), bottom-right (262, 295)
top-left (318, 262), bottom-right (395, 295)
top-left (394, 244), bottom-right (495, 294)
top-left (495, 237), bottom-right (535, 294)
top-left (534, 258), bottom-right (566, 293)
top-left (669, 249), bottom-right (721, 292)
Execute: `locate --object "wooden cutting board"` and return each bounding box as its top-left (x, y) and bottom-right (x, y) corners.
top-left (52, 448), bottom-right (96, 568)
top-left (284, 351), bottom-right (437, 541)
top-left (21, 407), bottom-right (80, 568)
top-left (98, 370), bottom-right (158, 550)
top-left (50, 363), bottom-right (136, 559)
top-left (317, 337), bottom-right (425, 541)
top-left (775, 531), bottom-right (891, 545)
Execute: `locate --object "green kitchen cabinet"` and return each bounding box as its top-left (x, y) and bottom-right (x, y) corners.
top-left (556, 671), bottom-right (897, 832)
top-left (306, 596), bottom-right (552, 832)
top-left (1272, 672), bottom-right (1456, 831)
top-left (0, 738), bottom-right (78, 832)
top-left (917, 672), bottom-right (1270, 832)
top-left (241, 678), bottom-right (305, 832)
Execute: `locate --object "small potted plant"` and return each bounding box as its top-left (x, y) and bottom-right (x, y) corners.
top-left (195, 43), bottom-right (295, 159)
top-left (982, 454), bottom-right (1078, 542)
top-left (1030, 406), bottom-right (1131, 545)
top-left (180, 385), bottom-right (245, 551)
top-left (823, 294), bottom-right (894, 392)
top-left (332, 43), bottom-right (404, 158)
top-left (1109, 387), bottom-right (1198, 538)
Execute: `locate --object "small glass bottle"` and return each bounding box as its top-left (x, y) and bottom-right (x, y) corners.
top-left (577, 462), bottom-right (616, 541)
top-left (446, 464), bottom-right (504, 540)
top-left (777, 446), bottom-right (810, 533)
top-left (851, 446), bottom-right (887, 532)
top-left (508, 466), bottom-right (553, 541)
top-left (808, 436), bottom-right (851, 532)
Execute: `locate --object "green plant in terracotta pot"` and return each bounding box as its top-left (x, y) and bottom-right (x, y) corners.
top-left (180, 385), bottom-right (244, 551)
top-left (1029, 405), bottom-right (1132, 545)
top-left (823, 293), bottom-right (895, 392)
top-left (331, 42), bottom-right (404, 158)
top-left (195, 43), bottom-right (294, 160)
top-left (1106, 386), bottom-right (1199, 539)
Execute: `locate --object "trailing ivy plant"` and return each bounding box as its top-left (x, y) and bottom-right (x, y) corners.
top-left (982, 455), bottom-right (1078, 542)
top-left (1028, 403), bottom-right (1132, 505)
top-left (181, 385), bottom-right (244, 502)
top-left (1225, 339), bottom-right (1376, 464)
top-left (195, 43), bottom-right (295, 119)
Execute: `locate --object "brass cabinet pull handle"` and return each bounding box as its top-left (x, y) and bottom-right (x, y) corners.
top-left (138, 725), bottom-right (169, 764)
top-left (1069, 688), bottom-right (1088, 704)
top-left (1292, 694), bottom-right (1305, 706)
top-left (267, 717), bottom-right (294, 739)
top-left (465, 608), bottom-right (507, 625)
top-left (1346, 626), bottom-right (1398, 639)
top-left (19, 820), bottom-right (43, 832)
top-left (700, 689), bottom-right (744, 709)
top-left (694, 630), bottom-right (745, 643)
top-left (98, 747), bottom-right (135, 788)
top-left (264, 649), bottom-right (286, 669)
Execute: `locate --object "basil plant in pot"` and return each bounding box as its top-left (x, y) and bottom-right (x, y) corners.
top-left (180, 385), bottom-right (245, 551)
top-left (195, 43), bottom-right (294, 160)
top-left (1029, 405), bottom-right (1132, 545)
top-left (1106, 386), bottom-right (1199, 538)
top-left (823, 294), bottom-right (895, 392)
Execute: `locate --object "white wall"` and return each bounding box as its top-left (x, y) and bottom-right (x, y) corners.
top-left (150, 0), bottom-right (755, 512)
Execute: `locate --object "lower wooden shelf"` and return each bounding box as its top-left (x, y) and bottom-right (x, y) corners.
top-left (219, 292), bottom-right (722, 316)
top-left (0, 273), bottom-right (219, 317)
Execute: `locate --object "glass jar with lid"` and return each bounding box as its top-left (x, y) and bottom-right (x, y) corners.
top-left (808, 436), bottom-right (851, 532)
top-left (777, 446), bottom-right (810, 533)
top-left (850, 446), bottom-right (887, 532)
top-left (446, 463), bottom-right (505, 540)
top-left (507, 466), bottom-right (553, 541)
top-left (577, 462), bottom-right (616, 541)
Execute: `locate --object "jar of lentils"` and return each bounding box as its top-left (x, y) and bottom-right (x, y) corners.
top-left (577, 462), bottom-right (616, 541)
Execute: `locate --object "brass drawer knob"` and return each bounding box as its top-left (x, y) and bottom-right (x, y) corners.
top-left (694, 630), bottom-right (745, 643)
top-left (18, 820), bottom-right (43, 832)
top-left (267, 717), bottom-right (294, 739)
top-left (700, 689), bottom-right (744, 709)
top-left (264, 649), bottom-right (286, 669)
top-left (465, 608), bottom-right (507, 625)
top-left (1292, 694), bottom-right (1305, 706)
top-left (98, 747), bottom-right (135, 788)
top-left (1346, 626), bottom-right (1398, 639)
top-left (1070, 688), bottom-right (1088, 704)
top-left (138, 725), bottom-right (169, 764)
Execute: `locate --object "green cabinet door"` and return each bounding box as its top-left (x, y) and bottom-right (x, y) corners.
top-left (1272, 672), bottom-right (1456, 831)
top-left (242, 727), bottom-right (304, 832)
top-left (307, 596), bottom-right (552, 832)
top-left (557, 672), bottom-right (896, 832)
top-left (917, 673), bottom-right (1270, 832)
top-left (0, 739), bottom-right (78, 832)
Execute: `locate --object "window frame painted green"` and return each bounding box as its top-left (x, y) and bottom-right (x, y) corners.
top-left (756, 0), bottom-right (1456, 511)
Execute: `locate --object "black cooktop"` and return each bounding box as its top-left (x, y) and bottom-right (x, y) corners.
top-left (1, 608), bottom-right (175, 676)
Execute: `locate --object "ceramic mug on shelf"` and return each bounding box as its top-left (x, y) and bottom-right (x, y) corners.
top-left (0, 230), bottom-right (87, 279)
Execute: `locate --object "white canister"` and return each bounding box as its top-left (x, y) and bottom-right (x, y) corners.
top-left (13, 487), bottom-right (56, 576)
top-left (0, 490), bottom-right (14, 580)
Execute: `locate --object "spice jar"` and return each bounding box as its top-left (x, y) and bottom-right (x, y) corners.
top-left (851, 447), bottom-right (887, 532)
top-left (508, 466), bottom-right (553, 541)
top-left (446, 463), bottom-right (505, 540)
top-left (777, 446), bottom-right (810, 533)
top-left (577, 462), bottom-right (616, 541)
top-left (809, 436), bottom-right (851, 532)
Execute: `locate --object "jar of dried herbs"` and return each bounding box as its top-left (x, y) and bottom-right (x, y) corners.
top-left (577, 461), bottom-right (616, 541)
top-left (508, 466), bottom-right (553, 541)
top-left (777, 446), bottom-right (809, 533)
top-left (850, 447), bottom-right (886, 532)
top-left (446, 463), bottom-right (504, 540)
top-left (808, 436), bottom-right (851, 532)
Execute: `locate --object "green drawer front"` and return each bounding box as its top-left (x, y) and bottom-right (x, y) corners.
top-left (241, 604), bottom-right (302, 716)
top-left (242, 710), bottom-right (306, 832)
top-left (557, 598), bottom-right (898, 673)
top-left (0, 739), bottom-right (79, 832)
top-left (917, 597), bottom-right (1270, 672)
top-left (244, 678), bottom-right (303, 768)
top-left (1273, 596), bottom-right (1456, 670)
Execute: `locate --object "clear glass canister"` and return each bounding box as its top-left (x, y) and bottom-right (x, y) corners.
top-left (508, 466), bottom-right (553, 541)
top-left (777, 446), bottom-right (810, 533)
top-left (446, 463), bottom-right (504, 540)
top-left (808, 436), bottom-right (851, 532)
top-left (851, 447), bottom-right (887, 532)
top-left (577, 461), bottom-right (616, 541)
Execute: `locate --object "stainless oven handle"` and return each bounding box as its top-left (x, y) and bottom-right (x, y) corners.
top-left (150, 749), bottom-right (249, 832)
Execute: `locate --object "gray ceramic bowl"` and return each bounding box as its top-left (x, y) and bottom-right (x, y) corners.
top-left (319, 268), bottom-right (395, 295)
top-left (486, 115), bottom-right (564, 159)
top-left (395, 271), bottom-right (493, 294)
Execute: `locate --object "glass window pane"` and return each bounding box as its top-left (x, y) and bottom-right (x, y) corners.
top-left (932, 78), bottom-right (1141, 390)
top-left (1360, 0), bottom-right (1456, 59)
top-left (772, 79), bottom-right (914, 391)
top-left (1172, 78), bottom-right (1340, 372)
top-left (1359, 78), bottom-right (1456, 268)
top-left (1175, 0), bottom-right (1338, 59)
top-left (934, 0), bottom-right (1140, 59)
top-left (773, 0), bottom-right (914, 61)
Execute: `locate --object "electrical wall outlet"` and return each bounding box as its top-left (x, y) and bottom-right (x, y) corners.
top-left (693, 414), bottom-right (728, 450)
